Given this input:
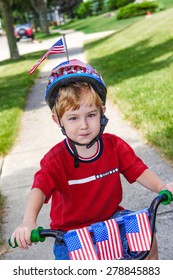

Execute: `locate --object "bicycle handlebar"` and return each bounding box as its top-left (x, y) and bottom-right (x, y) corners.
top-left (9, 226), bottom-right (46, 248)
top-left (8, 190), bottom-right (173, 252)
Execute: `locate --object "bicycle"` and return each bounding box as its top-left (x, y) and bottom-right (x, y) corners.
top-left (8, 190), bottom-right (173, 260)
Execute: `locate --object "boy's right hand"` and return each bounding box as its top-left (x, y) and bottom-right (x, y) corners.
top-left (11, 222), bottom-right (37, 250)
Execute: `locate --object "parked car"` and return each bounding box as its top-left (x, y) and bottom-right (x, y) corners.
top-left (14, 23), bottom-right (34, 41)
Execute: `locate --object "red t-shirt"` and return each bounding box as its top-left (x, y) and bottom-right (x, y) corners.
top-left (32, 133), bottom-right (148, 231)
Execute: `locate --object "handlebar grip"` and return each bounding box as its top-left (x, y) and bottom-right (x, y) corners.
top-left (159, 190), bottom-right (173, 205)
top-left (8, 226), bottom-right (45, 248)
top-left (8, 237), bottom-right (18, 248)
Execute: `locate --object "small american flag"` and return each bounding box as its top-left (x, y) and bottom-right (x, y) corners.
top-left (64, 227), bottom-right (98, 260)
top-left (124, 212), bottom-right (152, 252)
top-left (29, 38), bottom-right (65, 75)
top-left (92, 219), bottom-right (124, 260)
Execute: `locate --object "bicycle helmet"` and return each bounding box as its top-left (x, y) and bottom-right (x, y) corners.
top-left (45, 59), bottom-right (107, 110)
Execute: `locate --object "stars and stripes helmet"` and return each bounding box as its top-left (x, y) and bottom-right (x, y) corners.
top-left (45, 59), bottom-right (107, 110)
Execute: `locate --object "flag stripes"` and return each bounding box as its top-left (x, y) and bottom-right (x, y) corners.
top-left (64, 211), bottom-right (152, 260)
top-left (64, 227), bottom-right (98, 260)
top-left (29, 38), bottom-right (65, 75)
top-left (124, 212), bottom-right (152, 252)
top-left (92, 219), bottom-right (124, 260)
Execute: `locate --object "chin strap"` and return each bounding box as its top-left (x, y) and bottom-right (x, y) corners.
top-left (86, 115), bottom-right (109, 149)
top-left (61, 115), bottom-right (109, 168)
top-left (69, 140), bottom-right (80, 168)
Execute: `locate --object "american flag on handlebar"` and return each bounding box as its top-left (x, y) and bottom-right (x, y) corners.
top-left (124, 211), bottom-right (152, 252)
top-left (63, 210), bottom-right (152, 260)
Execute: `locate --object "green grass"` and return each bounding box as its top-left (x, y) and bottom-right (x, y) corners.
top-left (35, 30), bottom-right (61, 40)
top-left (84, 8), bottom-right (173, 160)
top-left (0, 31), bottom-right (62, 156)
top-left (59, 0), bottom-right (173, 34)
top-left (0, 52), bottom-right (46, 156)
top-left (157, 0), bottom-right (173, 9)
top-left (60, 13), bottom-right (142, 34)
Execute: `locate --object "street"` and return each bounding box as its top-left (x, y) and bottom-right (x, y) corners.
top-left (0, 35), bottom-right (10, 61)
top-left (0, 34), bottom-right (62, 61)
top-left (0, 30), bottom-right (114, 62)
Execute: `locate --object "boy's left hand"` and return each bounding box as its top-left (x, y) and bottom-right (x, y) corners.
top-left (160, 182), bottom-right (173, 195)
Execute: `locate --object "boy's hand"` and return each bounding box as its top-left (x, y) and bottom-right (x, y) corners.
top-left (11, 222), bottom-right (37, 250)
top-left (160, 182), bottom-right (173, 195)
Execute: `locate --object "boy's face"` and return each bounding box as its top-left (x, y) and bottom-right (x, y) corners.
top-left (60, 103), bottom-right (102, 146)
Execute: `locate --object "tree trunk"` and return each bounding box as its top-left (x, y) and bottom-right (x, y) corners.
top-left (30, 0), bottom-right (50, 35)
top-left (0, 0), bottom-right (20, 59)
top-left (39, 0), bottom-right (49, 35)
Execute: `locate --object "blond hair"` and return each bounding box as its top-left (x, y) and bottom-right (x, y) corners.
top-left (53, 82), bottom-right (103, 118)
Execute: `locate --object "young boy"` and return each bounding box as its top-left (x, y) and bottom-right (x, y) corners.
top-left (11, 59), bottom-right (173, 260)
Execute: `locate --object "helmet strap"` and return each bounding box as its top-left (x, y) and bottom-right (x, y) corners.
top-left (69, 140), bottom-right (80, 168)
top-left (61, 127), bottom-right (66, 136)
top-left (86, 115), bottom-right (109, 148)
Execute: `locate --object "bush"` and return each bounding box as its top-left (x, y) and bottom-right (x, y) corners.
top-left (76, 1), bottom-right (92, 19)
top-left (108, 0), bottom-right (135, 10)
top-left (117, 1), bottom-right (158, 19)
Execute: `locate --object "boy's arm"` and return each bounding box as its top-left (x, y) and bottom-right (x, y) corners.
top-left (11, 188), bottom-right (46, 249)
top-left (136, 169), bottom-right (173, 194)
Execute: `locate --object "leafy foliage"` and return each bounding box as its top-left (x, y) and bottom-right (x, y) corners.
top-left (117, 1), bottom-right (158, 19)
top-left (51, 0), bottom-right (83, 18)
top-left (108, 0), bottom-right (135, 10)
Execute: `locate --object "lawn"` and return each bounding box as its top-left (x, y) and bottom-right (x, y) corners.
top-left (60, 12), bottom-right (142, 34)
top-left (60, 0), bottom-right (173, 34)
top-left (84, 8), bottom-right (173, 160)
top-left (0, 54), bottom-right (45, 155)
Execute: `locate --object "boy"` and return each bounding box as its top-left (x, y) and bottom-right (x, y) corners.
top-left (11, 59), bottom-right (173, 260)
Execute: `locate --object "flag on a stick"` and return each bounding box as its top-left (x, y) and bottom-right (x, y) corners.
top-left (124, 211), bottom-right (152, 252)
top-left (29, 38), bottom-right (66, 75)
top-left (92, 219), bottom-right (124, 260)
top-left (64, 227), bottom-right (98, 260)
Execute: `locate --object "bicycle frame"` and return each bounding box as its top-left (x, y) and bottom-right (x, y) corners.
top-left (9, 190), bottom-right (173, 260)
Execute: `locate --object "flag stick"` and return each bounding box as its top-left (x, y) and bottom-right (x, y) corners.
top-left (63, 34), bottom-right (69, 61)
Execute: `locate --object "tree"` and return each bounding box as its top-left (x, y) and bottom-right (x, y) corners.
top-left (76, 1), bottom-right (92, 19)
top-left (0, 0), bottom-right (20, 59)
top-left (11, 0), bottom-right (49, 34)
top-left (11, 0), bottom-right (44, 33)
top-left (29, 0), bottom-right (50, 35)
top-left (55, 0), bottom-right (83, 18)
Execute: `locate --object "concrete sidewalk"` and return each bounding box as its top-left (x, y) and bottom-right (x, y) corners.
top-left (0, 30), bottom-right (173, 260)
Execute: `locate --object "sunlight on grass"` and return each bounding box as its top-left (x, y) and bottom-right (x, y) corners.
top-left (61, 13), bottom-right (142, 34)
top-left (85, 8), bottom-right (173, 160)
top-left (0, 53), bottom-right (45, 155)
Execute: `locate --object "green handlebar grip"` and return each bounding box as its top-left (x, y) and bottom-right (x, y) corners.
top-left (8, 226), bottom-right (45, 248)
top-left (159, 190), bottom-right (173, 205)
top-left (30, 226), bottom-right (45, 243)
top-left (8, 238), bottom-right (18, 248)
